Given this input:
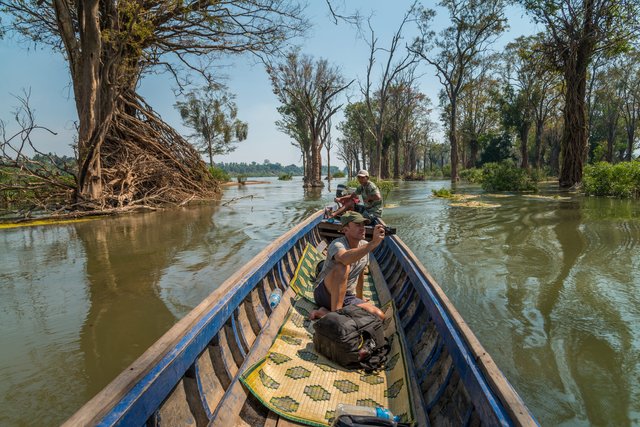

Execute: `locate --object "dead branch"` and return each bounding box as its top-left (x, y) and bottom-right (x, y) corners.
top-left (222, 194), bottom-right (255, 206)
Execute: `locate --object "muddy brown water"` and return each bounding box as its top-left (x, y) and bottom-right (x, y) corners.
top-left (1, 177), bottom-right (638, 426)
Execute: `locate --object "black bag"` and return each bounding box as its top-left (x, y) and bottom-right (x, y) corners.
top-left (313, 304), bottom-right (389, 371)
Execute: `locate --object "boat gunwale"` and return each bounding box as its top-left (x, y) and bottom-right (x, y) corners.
top-left (63, 211), bottom-right (324, 427)
top-left (384, 235), bottom-right (538, 427)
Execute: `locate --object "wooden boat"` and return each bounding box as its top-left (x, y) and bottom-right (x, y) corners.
top-left (64, 211), bottom-right (538, 427)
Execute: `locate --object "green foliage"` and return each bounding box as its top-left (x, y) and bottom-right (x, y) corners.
top-left (237, 174), bottom-right (248, 183)
top-left (217, 161), bottom-right (302, 177)
top-left (459, 168), bottom-right (483, 183)
top-left (481, 161), bottom-right (538, 192)
top-left (346, 177), bottom-right (396, 200)
top-left (583, 161), bottom-right (640, 198)
top-left (175, 84), bottom-right (248, 166)
top-left (480, 133), bottom-right (514, 164)
top-left (375, 180), bottom-right (396, 201)
top-left (432, 188), bottom-right (454, 198)
top-left (332, 170), bottom-right (346, 178)
top-left (442, 164), bottom-right (451, 178)
top-left (209, 166), bottom-right (230, 182)
top-left (278, 173), bottom-right (293, 181)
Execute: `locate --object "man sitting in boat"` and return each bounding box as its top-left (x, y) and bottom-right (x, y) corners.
top-left (334, 169), bottom-right (382, 220)
top-left (310, 211), bottom-right (385, 320)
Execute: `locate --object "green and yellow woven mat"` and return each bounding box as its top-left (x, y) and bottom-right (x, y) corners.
top-left (289, 243), bottom-right (379, 304)
top-left (240, 292), bottom-right (414, 425)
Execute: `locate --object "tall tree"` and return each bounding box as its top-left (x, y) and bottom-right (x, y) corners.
top-left (176, 85), bottom-right (248, 168)
top-left (521, 0), bottom-right (640, 187)
top-left (361, 5), bottom-right (420, 178)
top-left (619, 50), bottom-right (640, 161)
top-left (458, 56), bottom-right (501, 168)
top-left (338, 102), bottom-right (374, 175)
top-left (0, 0), bottom-right (306, 206)
top-left (413, 0), bottom-right (506, 183)
top-left (268, 51), bottom-right (351, 188)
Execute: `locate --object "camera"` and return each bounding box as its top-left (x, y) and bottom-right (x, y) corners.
top-left (382, 225), bottom-right (397, 235)
top-left (366, 225), bottom-right (396, 235)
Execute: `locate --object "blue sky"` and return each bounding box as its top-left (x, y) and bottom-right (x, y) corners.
top-left (0, 1), bottom-right (537, 167)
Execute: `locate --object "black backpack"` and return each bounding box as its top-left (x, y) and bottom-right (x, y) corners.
top-left (313, 304), bottom-right (389, 372)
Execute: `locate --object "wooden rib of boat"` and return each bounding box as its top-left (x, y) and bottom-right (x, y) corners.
top-left (64, 211), bottom-right (538, 427)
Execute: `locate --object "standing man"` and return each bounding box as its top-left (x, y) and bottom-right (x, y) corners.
top-left (310, 211), bottom-right (385, 320)
top-left (334, 169), bottom-right (382, 219)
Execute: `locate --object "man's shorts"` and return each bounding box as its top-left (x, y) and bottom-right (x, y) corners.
top-left (314, 280), bottom-right (365, 310)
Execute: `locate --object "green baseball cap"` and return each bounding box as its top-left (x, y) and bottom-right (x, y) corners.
top-left (340, 211), bottom-right (370, 225)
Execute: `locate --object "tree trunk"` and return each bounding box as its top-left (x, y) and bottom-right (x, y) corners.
top-left (469, 138), bottom-right (479, 168)
top-left (75, 0), bottom-right (109, 204)
top-left (393, 136), bottom-right (401, 179)
top-left (449, 101), bottom-right (459, 182)
top-left (520, 121), bottom-right (531, 169)
top-left (533, 119), bottom-right (543, 169)
top-left (375, 126), bottom-right (383, 177)
top-left (559, 61), bottom-right (589, 187)
top-left (308, 138), bottom-right (324, 188)
top-left (326, 145), bottom-right (331, 192)
top-left (208, 135), bottom-right (214, 167)
top-left (627, 126), bottom-right (636, 161)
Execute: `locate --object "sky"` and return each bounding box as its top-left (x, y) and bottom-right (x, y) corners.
top-left (0, 1), bottom-right (537, 168)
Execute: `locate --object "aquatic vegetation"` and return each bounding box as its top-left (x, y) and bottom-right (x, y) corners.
top-left (432, 188), bottom-right (454, 198)
top-left (481, 161), bottom-right (539, 192)
top-left (583, 161), bottom-right (640, 198)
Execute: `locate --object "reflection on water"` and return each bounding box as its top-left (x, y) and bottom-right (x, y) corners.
top-left (1, 177), bottom-right (639, 426)
top-left (385, 182), bottom-right (640, 426)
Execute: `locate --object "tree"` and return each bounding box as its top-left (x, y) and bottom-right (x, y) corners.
top-left (176, 85), bottom-right (248, 168)
top-left (458, 56), bottom-right (501, 168)
top-left (619, 50), bottom-right (640, 161)
top-left (413, 0), bottom-right (507, 183)
top-left (268, 51), bottom-right (351, 188)
top-left (338, 102), bottom-right (375, 175)
top-left (361, 6), bottom-right (420, 178)
top-left (0, 0), bottom-right (306, 207)
top-left (520, 0), bottom-right (640, 187)
top-left (386, 70), bottom-right (431, 178)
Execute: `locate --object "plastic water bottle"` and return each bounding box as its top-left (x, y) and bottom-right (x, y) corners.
top-left (268, 288), bottom-right (283, 309)
top-left (333, 403), bottom-right (399, 423)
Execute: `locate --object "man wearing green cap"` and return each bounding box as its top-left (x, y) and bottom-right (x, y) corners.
top-left (310, 211), bottom-right (386, 320)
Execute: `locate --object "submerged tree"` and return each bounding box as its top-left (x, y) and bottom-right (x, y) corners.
top-left (520, 0), bottom-right (640, 187)
top-left (413, 0), bottom-right (507, 183)
top-left (176, 85), bottom-right (248, 168)
top-left (268, 51), bottom-right (351, 188)
top-left (362, 6), bottom-right (420, 178)
top-left (0, 0), bottom-right (306, 208)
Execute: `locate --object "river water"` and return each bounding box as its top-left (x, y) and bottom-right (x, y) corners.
top-left (0, 177), bottom-right (638, 426)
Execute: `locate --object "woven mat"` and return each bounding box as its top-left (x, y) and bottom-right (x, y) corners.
top-left (240, 245), bottom-right (413, 426)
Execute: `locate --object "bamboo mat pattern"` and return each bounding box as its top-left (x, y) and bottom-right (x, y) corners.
top-left (240, 245), bottom-right (413, 426)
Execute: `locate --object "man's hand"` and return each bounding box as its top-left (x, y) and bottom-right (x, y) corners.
top-left (370, 224), bottom-right (385, 249)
